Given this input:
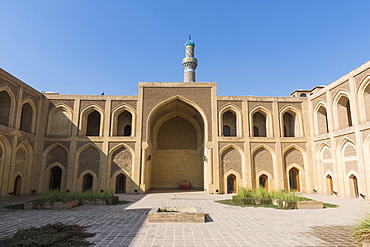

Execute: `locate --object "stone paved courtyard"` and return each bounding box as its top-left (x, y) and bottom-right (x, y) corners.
top-left (0, 191), bottom-right (369, 246)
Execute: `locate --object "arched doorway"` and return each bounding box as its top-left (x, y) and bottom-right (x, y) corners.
top-left (289, 168), bottom-right (300, 191)
top-left (326, 175), bottom-right (333, 195)
top-left (116, 174), bottom-right (126, 193)
top-left (227, 174), bottom-right (236, 193)
top-left (83, 174), bottom-right (93, 192)
top-left (148, 98), bottom-right (205, 190)
top-left (350, 175), bottom-right (359, 198)
top-left (50, 166), bottom-right (62, 190)
top-left (259, 174), bottom-right (268, 189)
top-left (14, 175), bottom-right (22, 196)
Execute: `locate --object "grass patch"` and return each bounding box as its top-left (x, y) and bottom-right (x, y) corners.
top-left (235, 187), bottom-right (310, 201)
top-left (35, 189), bottom-right (115, 203)
top-left (4, 203), bottom-right (24, 210)
top-left (220, 187), bottom-right (321, 209)
top-left (353, 212), bottom-right (370, 245)
top-left (0, 222), bottom-right (95, 246)
top-left (323, 203), bottom-right (338, 208)
top-left (216, 199), bottom-right (279, 209)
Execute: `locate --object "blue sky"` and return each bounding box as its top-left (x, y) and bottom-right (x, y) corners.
top-left (1, 1), bottom-right (370, 96)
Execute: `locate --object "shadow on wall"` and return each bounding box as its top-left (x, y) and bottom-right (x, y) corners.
top-left (38, 99), bottom-right (138, 195)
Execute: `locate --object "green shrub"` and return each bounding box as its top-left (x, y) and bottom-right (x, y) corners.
top-left (36, 189), bottom-right (115, 202)
top-left (236, 187), bottom-right (308, 202)
top-left (37, 190), bottom-right (77, 202)
top-left (353, 212), bottom-right (370, 244)
top-left (78, 190), bottom-right (114, 199)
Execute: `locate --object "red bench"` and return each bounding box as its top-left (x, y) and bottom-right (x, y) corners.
top-left (179, 180), bottom-right (191, 190)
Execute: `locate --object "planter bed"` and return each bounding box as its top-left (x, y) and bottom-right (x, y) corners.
top-left (24, 196), bottom-right (119, 210)
top-left (233, 197), bottom-right (323, 209)
top-left (148, 207), bottom-right (205, 223)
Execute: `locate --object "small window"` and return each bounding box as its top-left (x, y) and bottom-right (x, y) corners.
top-left (300, 93), bottom-right (307, 97)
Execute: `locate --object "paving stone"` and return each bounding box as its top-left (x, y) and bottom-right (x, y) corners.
top-left (0, 192), bottom-right (367, 246)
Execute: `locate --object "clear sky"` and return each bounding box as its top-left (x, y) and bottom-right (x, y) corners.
top-left (1, 1), bottom-right (370, 97)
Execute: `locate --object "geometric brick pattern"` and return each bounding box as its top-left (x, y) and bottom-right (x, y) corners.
top-left (221, 147), bottom-right (242, 177)
top-left (46, 145), bottom-right (68, 168)
top-left (111, 146), bottom-right (132, 177)
top-left (253, 147), bottom-right (273, 178)
top-left (284, 148), bottom-right (304, 169)
top-left (343, 144), bottom-right (357, 157)
top-left (78, 146), bottom-right (100, 177)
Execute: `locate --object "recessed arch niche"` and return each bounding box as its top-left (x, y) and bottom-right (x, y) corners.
top-left (147, 98), bottom-right (205, 189)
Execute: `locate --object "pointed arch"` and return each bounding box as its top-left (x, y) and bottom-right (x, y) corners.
top-left (220, 145), bottom-right (244, 193)
top-left (313, 101), bottom-right (329, 135)
top-left (111, 105), bottom-right (136, 137)
top-left (0, 135), bottom-right (11, 197)
top-left (78, 170), bottom-right (98, 192)
top-left (13, 141), bottom-right (33, 195)
top-left (332, 91), bottom-right (353, 129)
top-left (283, 145), bottom-right (306, 192)
top-left (76, 144), bottom-right (101, 178)
top-left (108, 143), bottom-right (134, 178)
top-left (0, 86), bottom-right (15, 127)
top-left (251, 145), bottom-right (275, 190)
top-left (79, 105), bottom-right (104, 136)
top-left (249, 106), bottom-right (273, 137)
top-left (41, 143), bottom-right (69, 192)
top-left (218, 105), bottom-right (242, 137)
top-left (146, 95), bottom-right (208, 144)
top-left (357, 75), bottom-right (370, 123)
top-left (20, 99), bottom-right (36, 133)
top-left (280, 106), bottom-right (303, 137)
top-left (47, 104), bottom-right (73, 136)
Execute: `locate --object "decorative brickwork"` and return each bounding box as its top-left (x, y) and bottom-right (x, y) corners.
top-left (49, 100), bottom-right (74, 110)
top-left (76, 142), bottom-right (102, 151)
top-left (335, 134), bottom-right (356, 145)
top-left (253, 148), bottom-right (274, 177)
top-left (323, 162), bottom-right (333, 173)
top-left (44, 141), bottom-right (70, 151)
top-left (217, 101), bottom-right (242, 111)
top-left (281, 143), bottom-right (306, 152)
top-left (322, 148), bottom-right (332, 160)
top-left (361, 129), bottom-right (370, 139)
top-left (354, 67), bottom-right (370, 88)
top-left (0, 133), bottom-right (13, 145)
top-left (111, 100), bottom-right (137, 112)
top-left (22, 90), bottom-right (39, 107)
top-left (248, 101), bottom-right (273, 112)
top-left (108, 142), bottom-right (135, 151)
top-left (15, 148), bottom-right (27, 175)
top-left (0, 76), bottom-right (19, 98)
top-left (80, 100), bottom-right (105, 112)
top-left (330, 82), bottom-right (350, 101)
top-left (284, 148), bottom-right (304, 169)
top-left (343, 144), bottom-right (357, 157)
top-left (48, 107), bottom-right (71, 136)
top-left (219, 142), bottom-right (244, 151)
top-left (250, 142), bottom-right (275, 151)
top-left (110, 146), bottom-right (132, 177)
top-left (46, 146), bottom-right (67, 168)
top-left (142, 87), bottom-right (212, 141)
top-left (78, 146), bottom-right (100, 177)
top-left (278, 102), bottom-right (302, 111)
top-left (0, 145), bottom-right (2, 164)
top-left (345, 161), bottom-right (358, 174)
top-left (311, 94), bottom-right (327, 109)
top-left (157, 116), bottom-right (197, 150)
top-left (221, 147), bottom-right (242, 177)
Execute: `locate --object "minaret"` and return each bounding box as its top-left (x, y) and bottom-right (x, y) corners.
top-left (182, 35), bottom-right (198, 82)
